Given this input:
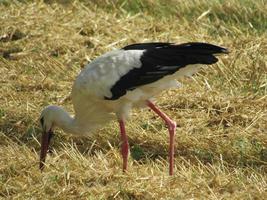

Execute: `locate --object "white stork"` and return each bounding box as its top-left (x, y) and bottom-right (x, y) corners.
top-left (39, 42), bottom-right (228, 175)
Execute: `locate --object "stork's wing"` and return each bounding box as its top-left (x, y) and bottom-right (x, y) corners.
top-left (105, 42), bottom-right (228, 100)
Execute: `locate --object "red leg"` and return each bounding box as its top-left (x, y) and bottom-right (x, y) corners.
top-left (147, 100), bottom-right (176, 175)
top-left (119, 119), bottom-right (129, 172)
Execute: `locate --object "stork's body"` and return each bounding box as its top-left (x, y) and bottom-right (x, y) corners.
top-left (40, 42), bottom-right (228, 175)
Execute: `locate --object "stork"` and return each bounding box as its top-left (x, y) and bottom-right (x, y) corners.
top-left (39, 42), bottom-right (228, 175)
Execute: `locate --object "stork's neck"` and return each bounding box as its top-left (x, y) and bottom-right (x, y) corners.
top-left (52, 106), bottom-right (88, 135)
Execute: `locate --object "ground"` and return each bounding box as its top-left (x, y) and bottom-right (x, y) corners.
top-left (0, 0), bottom-right (266, 199)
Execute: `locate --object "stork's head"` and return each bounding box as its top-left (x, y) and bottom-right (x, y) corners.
top-left (39, 105), bottom-right (59, 170)
top-left (39, 105), bottom-right (69, 170)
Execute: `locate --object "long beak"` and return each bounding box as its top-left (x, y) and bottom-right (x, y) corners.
top-left (39, 130), bottom-right (53, 171)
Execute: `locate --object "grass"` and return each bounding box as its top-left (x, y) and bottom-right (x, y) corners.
top-left (0, 0), bottom-right (266, 199)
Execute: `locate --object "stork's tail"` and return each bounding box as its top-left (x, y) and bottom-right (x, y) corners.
top-left (174, 42), bottom-right (229, 55)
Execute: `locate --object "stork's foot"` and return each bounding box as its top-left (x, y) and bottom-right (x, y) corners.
top-left (121, 139), bottom-right (129, 172)
top-left (146, 100), bottom-right (176, 176)
top-left (167, 120), bottom-right (176, 176)
top-left (119, 119), bottom-right (129, 172)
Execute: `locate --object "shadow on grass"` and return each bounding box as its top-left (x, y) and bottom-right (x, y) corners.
top-left (1, 120), bottom-right (266, 171)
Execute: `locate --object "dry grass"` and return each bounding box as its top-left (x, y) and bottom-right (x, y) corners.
top-left (0, 0), bottom-right (266, 199)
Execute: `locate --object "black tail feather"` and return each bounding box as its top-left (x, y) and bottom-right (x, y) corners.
top-left (173, 42), bottom-right (229, 55)
top-left (123, 42), bottom-right (229, 55)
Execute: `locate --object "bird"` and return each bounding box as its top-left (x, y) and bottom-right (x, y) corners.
top-left (39, 42), bottom-right (228, 175)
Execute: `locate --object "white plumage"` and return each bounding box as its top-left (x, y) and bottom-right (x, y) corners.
top-left (75, 50), bottom-right (144, 99)
top-left (39, 42), bottom-right (228, 175)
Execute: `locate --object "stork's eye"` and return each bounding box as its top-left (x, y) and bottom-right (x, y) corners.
top-left (40, 117), bottom-right (44, 127)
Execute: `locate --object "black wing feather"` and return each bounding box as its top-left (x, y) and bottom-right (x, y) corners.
top-left (122, 42), bottom-right (173, 50)
top-left (106, 42), bottom-right (228, 100)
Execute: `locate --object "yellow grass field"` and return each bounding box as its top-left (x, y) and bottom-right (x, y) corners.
top-left (0, 0), bottom-right (266, 199)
